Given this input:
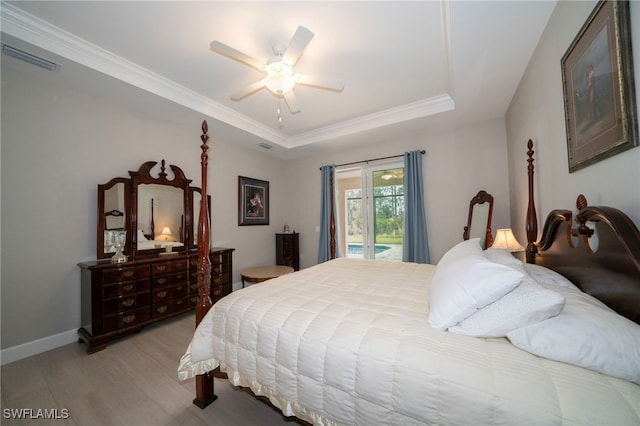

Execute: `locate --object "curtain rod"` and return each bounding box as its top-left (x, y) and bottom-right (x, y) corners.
top-left (320, 150), bottom-right (425, 170)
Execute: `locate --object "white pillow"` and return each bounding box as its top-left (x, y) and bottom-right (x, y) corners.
top-left (428, 239), bottom-right (524, 330)
top-left (523, 263), bottom-right (578, 290)
top-left (448, 274), bottom-right (565, 337)
top-left (485, 247), bottom-right (523, 267)
top-left (507, 286), bottom-right (640, 384)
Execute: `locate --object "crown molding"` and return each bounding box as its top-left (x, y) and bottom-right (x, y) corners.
top-left (286, 95), bottom-right (455, 148)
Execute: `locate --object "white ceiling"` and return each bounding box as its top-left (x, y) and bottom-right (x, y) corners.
top-left (1, 1), bottom-right (556, 159)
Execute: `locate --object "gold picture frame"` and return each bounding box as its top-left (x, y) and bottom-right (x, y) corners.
top-left (561, 0), bottom-right (638, 173)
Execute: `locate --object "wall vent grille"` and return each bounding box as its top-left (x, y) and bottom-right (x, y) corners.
top-left (2, 44), bottom-right (59, 71)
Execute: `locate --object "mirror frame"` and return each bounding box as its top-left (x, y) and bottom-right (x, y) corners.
top-left (130, 160), bottom-right (192, 258)
top-left (97, 177), bottom-right (132, 260)
top-left (97, 159), bottom-right (201, 260)
top-left (463, 190), bottom-right (494, 249)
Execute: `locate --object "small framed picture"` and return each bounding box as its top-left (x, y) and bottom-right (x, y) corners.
top-left (238, 176), bottom-right (269, 226)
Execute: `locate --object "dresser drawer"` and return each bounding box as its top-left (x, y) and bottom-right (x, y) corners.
top-left (210, 252), bottom-right (231, 265)
top-left (102, 265), bottom-right (150, 283)
top-left (102, 279), bottom-right (150, 298)
top-left (152, 296), bottom-right (189, 318)
top-left (151, 271), bottom-right (188, 287)
top-left (189, 252), bottom-right (231, 269)
top-left (212, 262), bottom-right (229, 275)
top-left (102, 307), bottom-right (150, 333)
top-left (211, 283), bottom-right (232, 301)
top-left (212, 271), bottom-right (230, 285)
top-left (103, 292), bottom-right (150, 316)
top-left (152, 259), bottom-right (188, 275)
top-left (152, 283), bottom-right (189, 303)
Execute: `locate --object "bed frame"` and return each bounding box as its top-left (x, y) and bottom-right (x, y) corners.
top-left (191, 129), bottom-right (640, 409)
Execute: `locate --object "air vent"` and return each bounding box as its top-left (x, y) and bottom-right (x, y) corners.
top-left (2, 44), bottom-right (59, 71)
top-left (258, 142), bottom-right (273, 150)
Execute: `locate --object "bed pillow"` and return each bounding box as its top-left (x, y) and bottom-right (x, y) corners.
top-left (448, 274), bottom-right (565, 337)
top-left (523, 263), bottom-right (578, 290)
top-left (485, 247), bottom-right (523, 268)
top-left (137, 229), bottom-right (148, 241)
top-left (428, 239), bottom-right (524, 330)
top-left (507, 286), bottom-right (640, 384)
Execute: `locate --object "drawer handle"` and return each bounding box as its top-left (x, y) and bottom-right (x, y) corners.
top-left (191, 283), bottom-right (198, 290)
top-left (157, 291), bottom-right (167, 298)
top-left (176, 286), bottom-right (183, 291)
top-left (123, 284), bottom-right (134, 291)
top-left (213, 287), bottom-right (221, 296)
top-left (122, 314), bottom-right (135, 324)
top-left (176, 274), bottom-right (184, 280)
top-left (157, 265), bottom-right (167, 272)
top-left (157, 278), bottom-right (167, 284)
top-left (191, 297), bottom-right (197, 303)
top-left (123, 270), bottom-right (134, 278)
top-left (157, 306), bottom-right (167, 313)
top-left (176, 300), bottom-right (183, 305)
top-left (122, 298), bottom-right (135, 307)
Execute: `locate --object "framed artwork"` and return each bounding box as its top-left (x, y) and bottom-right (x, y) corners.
top-left (561, 0), bottom-right (638, 173)
top-left (238, 176), bottom-right (269, 226)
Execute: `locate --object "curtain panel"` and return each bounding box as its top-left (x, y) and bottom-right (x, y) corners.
top-left (403, 151), bottom-right (430, 263)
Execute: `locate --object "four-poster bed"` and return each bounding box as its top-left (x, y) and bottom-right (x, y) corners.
top-left (184, 130), bottom-right (640, 424)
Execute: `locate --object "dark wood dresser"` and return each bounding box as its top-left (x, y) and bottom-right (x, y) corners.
top-left (276, 232), bottom-right (299, 271)
top-left (78, 248), bottom-right (233, 353)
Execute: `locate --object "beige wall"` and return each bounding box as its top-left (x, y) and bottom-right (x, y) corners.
top-left (506, 0), bottom-right (640, 245)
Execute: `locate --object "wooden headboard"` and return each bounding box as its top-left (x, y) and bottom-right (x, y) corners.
top-left (524, 140), bottom-right (640, 324)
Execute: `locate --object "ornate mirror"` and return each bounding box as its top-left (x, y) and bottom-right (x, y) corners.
top-left (97, 177), bottom-right (131, 259)
top-left (463, 190), bottom-right (494, 249)
top-left (96, 159), bottom-right (200, 260)
top-left (130, 160), bottom-right (191, 257)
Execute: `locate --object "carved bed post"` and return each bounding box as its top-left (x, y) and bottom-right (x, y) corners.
top-left (525, 139), bottom-right (538, 263)
top-left (330, 169), bottom-right (336, 259)
top-left (193, 120), bottom-right (216, 409)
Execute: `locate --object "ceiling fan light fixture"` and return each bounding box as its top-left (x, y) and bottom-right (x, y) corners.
top-left (263, 60), bottom-right (295, 95)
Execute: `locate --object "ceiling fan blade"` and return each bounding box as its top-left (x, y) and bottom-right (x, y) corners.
top-left (210, 40), bottom-right (265, 71)
top-left (282, 26), bottom-right (314, 66)
top-left (283, 91), bottom-right (301, 114)
top-left (295, 74), bottom-right (344, 92)
top-left (231, 81), bottom-right (265, 100)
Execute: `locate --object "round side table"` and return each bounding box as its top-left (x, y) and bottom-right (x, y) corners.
top-left (240, 265), bottom-right (295, 287)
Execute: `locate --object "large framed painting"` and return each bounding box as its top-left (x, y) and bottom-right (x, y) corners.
top-left (561, 0), bottom-right (638, 173)
top-left (238, 176), bottom-right (269, 226)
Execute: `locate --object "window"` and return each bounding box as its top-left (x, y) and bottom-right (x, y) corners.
top-left (338, 163), bottom-right (404, 261)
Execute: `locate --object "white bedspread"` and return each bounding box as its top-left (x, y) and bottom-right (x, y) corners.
top-left (178, 258), bottom-right (640, 425)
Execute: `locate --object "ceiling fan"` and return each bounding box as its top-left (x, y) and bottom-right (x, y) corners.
top-left (210, 26), bottom-right (344, 114)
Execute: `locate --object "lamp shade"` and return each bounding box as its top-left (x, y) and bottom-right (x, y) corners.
top-left (160, 226), bottom-right (172, 241)
top-left (492, 228), bottom-right (524, 252)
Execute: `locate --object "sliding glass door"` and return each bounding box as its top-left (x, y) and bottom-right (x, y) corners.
top-left (338, 163), bottom-right (404, 261)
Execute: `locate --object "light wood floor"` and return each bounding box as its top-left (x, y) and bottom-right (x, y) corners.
top-left (1, 313), bottom-right (293, 425)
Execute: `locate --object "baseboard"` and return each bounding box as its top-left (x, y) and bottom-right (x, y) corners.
top-left (1, 329), bottom-right (78, 365)
top-left (2, 284), bottom-right (245, 365)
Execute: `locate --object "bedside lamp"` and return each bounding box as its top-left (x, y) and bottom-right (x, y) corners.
top-left (160, 226), bottom-right (173, 242)
top-left (492, 228), bottom-right (524, 252)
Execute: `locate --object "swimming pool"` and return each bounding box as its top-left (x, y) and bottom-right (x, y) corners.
top-left (347, 243), bottom-right (391, 255)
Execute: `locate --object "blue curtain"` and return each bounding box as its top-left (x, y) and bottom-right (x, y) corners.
top-left (403, 151), bottom-right (430, 263)
top-left (318, 165), bottom-right (340, 263)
